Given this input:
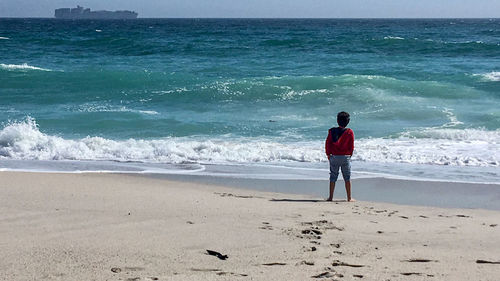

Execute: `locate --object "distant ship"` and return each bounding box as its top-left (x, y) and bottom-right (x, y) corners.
top-left (54, 6), bottom-right (138, 19)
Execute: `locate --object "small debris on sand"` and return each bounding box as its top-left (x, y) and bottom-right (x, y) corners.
top-left (332, 260), bottom-right (365, 267)
top-left (206, 250), bottom-right (228, 260)
top-left (401, 272), bottom-right (422, 276)
top-left (476, 260), bottom-right (500, 264)
top-left (404, 258), bottom-right (437, 263)
top-left (312, 271), bottom-right (343, 278)
top-left (262, 262), bottom-right (287, 266)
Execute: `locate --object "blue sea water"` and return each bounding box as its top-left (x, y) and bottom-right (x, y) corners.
top-left (0, 18), bottom-right (499, 183)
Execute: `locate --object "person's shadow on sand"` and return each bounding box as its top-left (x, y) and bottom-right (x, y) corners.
top-left (270, 199), bottom-right (346, 203)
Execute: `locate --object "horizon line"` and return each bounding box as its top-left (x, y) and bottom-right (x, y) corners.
top-left (1, 16), bottom-right (499, 20)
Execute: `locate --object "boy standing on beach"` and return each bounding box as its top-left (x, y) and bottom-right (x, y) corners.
top-left (325, 111), bottom-right (355, 202)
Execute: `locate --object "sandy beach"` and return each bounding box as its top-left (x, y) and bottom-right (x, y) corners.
top-left (1, 171), bottom-right (499, 281)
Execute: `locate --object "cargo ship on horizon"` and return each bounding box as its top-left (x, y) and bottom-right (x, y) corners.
top-left (54, 6), bottom-right (138, 19)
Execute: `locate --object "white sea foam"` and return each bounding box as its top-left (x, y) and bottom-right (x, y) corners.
top-left (475, 71), bottom-right (500, 82)
top-left (441, 108), bottom-right (464, 128)
top-left (0, 118), bottom-right (322, 163)
top-left (383, 36), bottom-right (404, 40)
top-left (76, 104), bottom-right (158, 115)
top-left (281, 89), bottom-right (328, 100)
top-left (0, 37), bottom-right (9, 40)
top-left (356, 128), bottom-right (500, 167)
top-left (270, 114), bottom-right (319, 121)
top-left (0, 118), bottom-right (498, 167)
top-left (0, 63), bottom-right (51, 71)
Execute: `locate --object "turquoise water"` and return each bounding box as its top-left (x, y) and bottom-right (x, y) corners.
top-left (0, 19), bottom-right (499, 182)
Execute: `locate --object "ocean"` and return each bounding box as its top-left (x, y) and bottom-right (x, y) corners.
top-left (1, 18), bottom-right (499, 183)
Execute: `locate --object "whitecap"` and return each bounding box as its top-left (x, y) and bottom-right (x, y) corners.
top-left (76, 104), bottom-right (158, 115)
top-left (0, 63), bottom-right (51, 71)
top-left (0, 37), bottom-right (9, 40)
top-left (383, 36), bottom-right (404, 40)
top-left (137, 110), bottom-right (159, 115)
top-left (440, 108), bottom-right (464, 128)
top-left (281, 89), bottom-right (327, 100)
top-left (474, 71), bottom-right (500, 82)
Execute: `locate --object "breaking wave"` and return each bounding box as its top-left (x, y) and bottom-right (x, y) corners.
top-left (0, 118), bottom-right (498, 167)
top-left (356, 128), bottom-right (500, 166)
top-left (475, 71), bottom-right (500, 82)
top-left (0, 63), bottom-right (52, 71)
top-left (0, 118), bottom-right (323, 163)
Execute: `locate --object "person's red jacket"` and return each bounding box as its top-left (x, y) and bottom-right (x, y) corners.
top-left (325, 127), bottom-right (354, 156)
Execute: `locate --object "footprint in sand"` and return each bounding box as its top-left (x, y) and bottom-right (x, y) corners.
top-left (111, 266), bottom-right (145, 273)
top-left (303, 220), bottom-right (345, 231)
top-left (111, 267), bottom-right (153, 281)
top-left (259, 222), bottom-right (273, 230)
top-left (332, 260), bottom-right (365, 267)
top-left (191, 268), bottom-right (247, 276)
top-left (312, 271), bottom-right (343, 278)
top-left (214, 192), bottom-right (256, 199)
top-left (388, 210), bottom-right (398, 217)
top-left (298, 260), bottom-right (315, 266)
top-left (127, 277), bottom-right (158, 281)
top-left (330, 243), bottom-right (341, 248)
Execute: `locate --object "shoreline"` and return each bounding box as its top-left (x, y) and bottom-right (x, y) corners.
top-left (2, 164), bottom-right (498, 210)
top-left (145, 173), bottom-right (500, 210)
top-left (1, 171), bottom-right (499, 280)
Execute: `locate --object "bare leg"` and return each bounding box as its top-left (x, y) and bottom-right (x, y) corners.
top-left (345, 181), bottom-right (355, 202)
top-left (327, 181), bottom-right (335, 201)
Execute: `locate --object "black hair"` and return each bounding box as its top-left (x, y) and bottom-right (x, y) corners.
top-left (337, 111), bottom-right (350, 127)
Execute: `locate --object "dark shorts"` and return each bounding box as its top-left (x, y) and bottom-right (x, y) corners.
top-left (329, 155), bottom-right (351, 182)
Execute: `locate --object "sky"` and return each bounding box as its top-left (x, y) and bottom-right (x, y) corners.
top-left (1, 0), bottom-right (499, 18)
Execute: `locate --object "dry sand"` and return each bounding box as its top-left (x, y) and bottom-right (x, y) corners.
top-left (0, 171), bottom-right (499, 281)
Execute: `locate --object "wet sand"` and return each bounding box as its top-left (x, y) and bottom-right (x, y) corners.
top-left (1, 171), bottom-right (499, 280)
